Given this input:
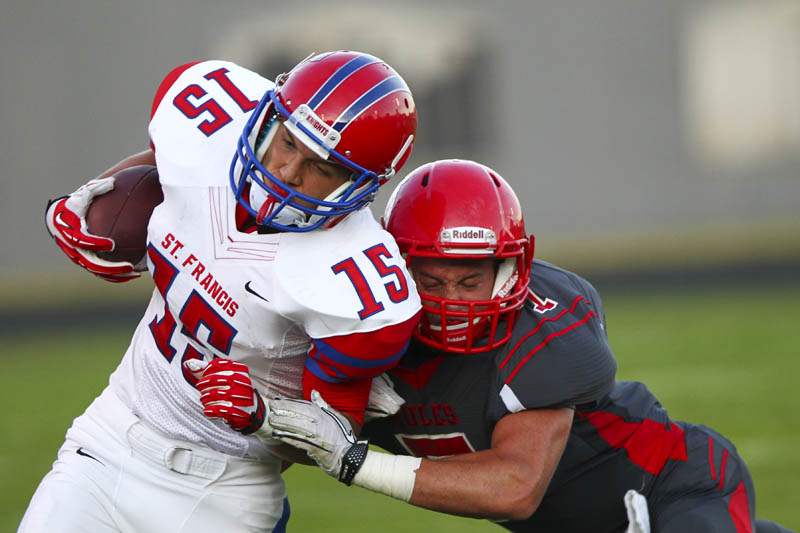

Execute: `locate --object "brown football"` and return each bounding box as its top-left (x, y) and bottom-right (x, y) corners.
top-left (86, 165), bottom-right (163, 264)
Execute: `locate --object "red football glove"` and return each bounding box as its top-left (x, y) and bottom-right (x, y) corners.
top-left (185, 359), bottom-right (271, 437)
top-left (45, 177), bottom-right (141, 283)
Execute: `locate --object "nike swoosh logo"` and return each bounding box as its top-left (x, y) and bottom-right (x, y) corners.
top-left (54, 212), bottom-right (69, 228)
top-left (322, 408), bottom-right (356, 443)
top-left (76, 447), bottom-right (104, 465)
top-left (245, 281), bottom-right (269, 302)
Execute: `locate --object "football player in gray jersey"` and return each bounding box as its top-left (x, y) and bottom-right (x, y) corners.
top-left (265, 160), bottom-right (793, 533)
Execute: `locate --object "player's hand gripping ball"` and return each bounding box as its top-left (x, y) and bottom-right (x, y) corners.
top-left (185, 359), bottom-right (271, 437)
top-left (45, 165), bottom-right (163, 282)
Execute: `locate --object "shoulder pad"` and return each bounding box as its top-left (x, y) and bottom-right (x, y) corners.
top-left (528, 260), bottom-right (608, 339)
top-left (273, 210), bottom-right (421, 339)
top-left (487, 261), bottom-right (616, 418)
top-left (149, 60), bottom-right (273, 187)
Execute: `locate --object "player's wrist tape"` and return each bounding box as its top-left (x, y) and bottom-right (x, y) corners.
top-left (351, 449), bottom-right (422, 502)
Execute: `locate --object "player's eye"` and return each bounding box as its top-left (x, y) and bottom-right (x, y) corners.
top-left (459, 276), bottom-right (486, 291)
top-left (314, 162), bottom-right (333, 177)
top-left (281, 133), bottom-right (295, 150)
top-left (420, 281), bottom-right (443, 293)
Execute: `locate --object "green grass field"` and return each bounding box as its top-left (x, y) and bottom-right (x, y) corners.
top-left (1, 285), bottom-right (798, 532)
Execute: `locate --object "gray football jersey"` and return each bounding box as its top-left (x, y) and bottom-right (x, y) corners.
top-left (365, 261), bottom-right (706, 533)
top-left (366, 259), bottom-right (616, 458)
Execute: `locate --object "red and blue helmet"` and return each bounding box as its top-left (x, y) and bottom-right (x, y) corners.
top-left (230, 51), bottom-right (417, 232)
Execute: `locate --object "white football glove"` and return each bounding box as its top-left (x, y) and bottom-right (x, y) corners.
top-left (364, 374), bottom-right (405, 423)
top-left (269, 390), bottom-right (368, 484)
top-left (624, 490), bottom-right (651, 533)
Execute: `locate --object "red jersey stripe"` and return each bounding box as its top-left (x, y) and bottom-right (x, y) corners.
top-left (728, 481), bottom-right (753, 533)
top-left (390, 356), bottom-right (445, 391)
top-left (317, 311), bottom-right (420, 360)
top-left (718, 448), bottom-right (729, 491)
top-left (579, 411), bottom-right (688, 476)
top-left (301, 312), bottom-right (420, 419)
top-left (151, 61), bottom-right (202, 119)
top-left (709, 436), bottom-right (717, 480)
top-left (504, 310), bottom-right (596, 384)
top-left (499, 295), bottom-right (587, 369)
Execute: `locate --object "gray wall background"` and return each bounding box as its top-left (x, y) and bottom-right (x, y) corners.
top-left (2, 0), bottom-right (798, 286)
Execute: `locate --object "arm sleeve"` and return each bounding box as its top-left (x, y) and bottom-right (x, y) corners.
top-left (488, 294), bottom-right (616, 423)
top-left (302, 311), bottom-right (420, 425)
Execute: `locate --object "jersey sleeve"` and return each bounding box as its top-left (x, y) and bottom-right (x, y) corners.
top-left (148, 61), bottom-right (204, 152)
top-left (147, 60), bottom-right (271, 187)
top-left (274, 211), bottom-right (421, 339)
top-left (487, 263), bottom-right (617, 423)
top-left (302, 311), bottom-right (420, 425)
top-left (274, 210), bottom-right (423, 424)
top-left (150, 61), bottom-right (203, 122)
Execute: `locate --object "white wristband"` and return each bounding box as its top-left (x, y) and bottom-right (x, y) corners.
top-left (352, 451), bottom-right (422, 502)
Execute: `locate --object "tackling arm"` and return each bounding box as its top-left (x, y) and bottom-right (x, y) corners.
top-left (409, 407), bottom-right (573, 521)
top-left (269, 395), bottom-right (573, 522)
top-left (300, 312), bottom-right (418, 426)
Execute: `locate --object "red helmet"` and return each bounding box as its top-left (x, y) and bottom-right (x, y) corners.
top-left (384, 159), bottom-right (534, 354)
top-left (232, 51), bottom-right (417, 232)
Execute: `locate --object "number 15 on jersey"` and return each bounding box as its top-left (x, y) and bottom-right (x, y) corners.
top-left (332, 243), bottom-right (409, 320)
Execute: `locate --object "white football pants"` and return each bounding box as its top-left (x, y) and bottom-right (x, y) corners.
top-left (18, 387), bottom-right (288, 533)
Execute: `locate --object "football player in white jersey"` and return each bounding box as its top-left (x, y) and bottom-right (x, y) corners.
top-left (23, 51), bottom-right (421, 533)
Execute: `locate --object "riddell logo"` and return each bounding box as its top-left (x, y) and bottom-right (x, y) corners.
top-left (440, 226), bottom-right (496, 245)
top-left (453, 229), bottom-right (485, 239)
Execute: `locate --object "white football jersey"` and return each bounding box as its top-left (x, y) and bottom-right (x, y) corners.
top-left (108, 61), bottom-right (420, 459)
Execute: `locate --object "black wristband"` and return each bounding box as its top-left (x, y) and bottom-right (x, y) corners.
top-left (339, 441), bottom-right (369, 486)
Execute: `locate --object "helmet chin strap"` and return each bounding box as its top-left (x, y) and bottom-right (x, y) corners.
top-left (492, 258), bottom-right (518, 299)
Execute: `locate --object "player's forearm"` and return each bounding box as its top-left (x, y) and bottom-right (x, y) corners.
top-left (349, 448), bottom-right (549, 522)
top-left (267, 442), bottom-right (317, 466)
top-left (409, 450), bottom-right (548, 521)
top-left (352, 410), bottom-right (572, 520)
top-left (96, 149), bottom-right (156, 179)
